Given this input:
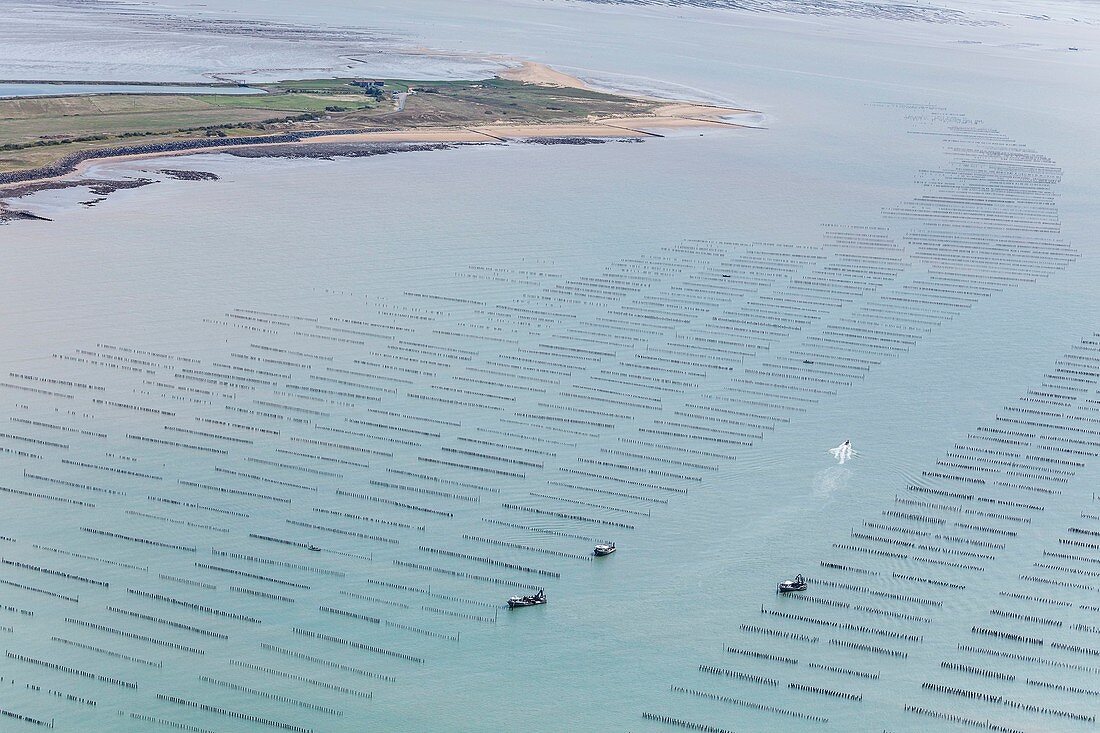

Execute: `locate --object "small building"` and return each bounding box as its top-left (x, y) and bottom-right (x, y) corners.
top-left (351, 79), bottom-right (385, 88)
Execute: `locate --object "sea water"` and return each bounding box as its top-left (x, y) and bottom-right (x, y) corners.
top-left (0, 85), bottom-right (265, 98)
top-left (2, 1), bottom-right (1100, 731)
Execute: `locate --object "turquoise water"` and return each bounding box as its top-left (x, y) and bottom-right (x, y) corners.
top-left (2, 1), bottom-right (1100, 732)
top-left (0, 84), bottom-right (264, 98)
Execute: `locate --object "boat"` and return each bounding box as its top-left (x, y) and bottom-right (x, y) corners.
top-left (507, 589), bottom-right (547, 608)
top-left (778, 574), bottom-right (807, 593)
top-left (308, 545), bottom-right (321, 552)
top-left (594, 542), bottom-right (616, 556)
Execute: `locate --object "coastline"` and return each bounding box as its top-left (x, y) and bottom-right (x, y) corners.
top-left (0, 105), bottom-right (752, 186)
top-left (0, 63), bottom-right (756, 220)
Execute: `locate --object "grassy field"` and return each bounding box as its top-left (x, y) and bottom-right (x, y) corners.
top-left (0, 78), bottom-right (658, 175)
top-left (362, 79), bottom-right (653, 125)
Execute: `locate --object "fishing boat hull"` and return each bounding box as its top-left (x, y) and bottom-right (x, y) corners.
top-left (777, 574), bottom-right (807, 593)
top-left (507, 590), bottom-right (547, 608)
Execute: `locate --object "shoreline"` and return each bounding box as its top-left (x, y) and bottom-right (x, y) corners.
top-left (0, 105), bottom-right (752, 194)
top-left (0, 63), bottom-right (758, 219)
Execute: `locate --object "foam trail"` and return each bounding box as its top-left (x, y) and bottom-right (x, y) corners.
top-left (813, 465), bottom-right (852, 500)
top-left (828, 440), bottom-right (854, 464)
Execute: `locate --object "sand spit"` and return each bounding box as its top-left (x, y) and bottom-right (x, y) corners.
top-left (498, 61), bottom-right (595, 89)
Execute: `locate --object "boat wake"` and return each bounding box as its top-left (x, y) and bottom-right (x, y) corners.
top-left (828, 439), bottom-right (855, 464)
top-left (812, 465), bottom-right (851, 500)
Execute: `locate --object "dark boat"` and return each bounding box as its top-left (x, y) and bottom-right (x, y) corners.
top-left (778, 574), bottom-right (807, 593)
top-left (594, 542), bottom-right (616, 556)
top-left (507, 589), bottom-right (547, 608)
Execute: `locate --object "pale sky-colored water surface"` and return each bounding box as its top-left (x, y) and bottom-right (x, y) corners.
top-left (2, 1), bottom-right (1100, 731)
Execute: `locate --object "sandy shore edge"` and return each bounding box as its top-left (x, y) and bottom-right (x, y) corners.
top-left (0, 62), bottom-right (756, 209)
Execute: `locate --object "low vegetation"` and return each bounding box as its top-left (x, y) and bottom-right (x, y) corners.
top-left (0, 78), bottom-right (657, 174)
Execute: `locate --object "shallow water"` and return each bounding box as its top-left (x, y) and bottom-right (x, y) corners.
top-left (2, 1), bottom-right (1100, 732)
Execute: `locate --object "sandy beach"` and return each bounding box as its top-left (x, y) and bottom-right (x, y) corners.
top-left (498, 60), bottom-right (595, 89)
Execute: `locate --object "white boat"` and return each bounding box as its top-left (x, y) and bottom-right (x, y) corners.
top-left (593, 542), bottom-right (616, 556)
top-left (778, 574), bottom-right (807, 593)
top-left (507, 589), bottom-right (547, 608)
